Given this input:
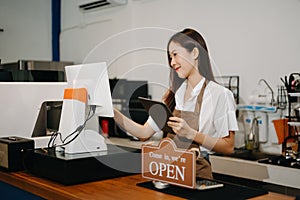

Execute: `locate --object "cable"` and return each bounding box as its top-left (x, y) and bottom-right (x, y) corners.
top-left (48, 105), bottom-right (96, 149)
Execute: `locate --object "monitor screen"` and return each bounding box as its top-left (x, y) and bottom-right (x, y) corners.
top-left (0, 82), bottom-right (66, 138)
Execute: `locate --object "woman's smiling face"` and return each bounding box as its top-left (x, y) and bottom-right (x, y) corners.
top-left (168, 41), bottom-right (198, 79)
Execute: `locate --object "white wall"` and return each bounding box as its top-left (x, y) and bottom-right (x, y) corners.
top-left (60, 0), bottom-right (300, 102)
top-left (1, 0), bottom-right (300, 103)
top-left (0, 0), bottom-right (51, 63)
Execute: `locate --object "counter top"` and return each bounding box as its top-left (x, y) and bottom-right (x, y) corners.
top-left (108, 137), bottom-right (300, 190)
top-left (0, 137), bottom-right (297, 199)
top-left (210, 154), bottom-right (300, 189)
top-left (0, 171), bottom-right (295, 200)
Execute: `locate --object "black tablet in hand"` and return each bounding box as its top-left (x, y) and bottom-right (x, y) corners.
top-left (138, 97), bottom-right (174, 133)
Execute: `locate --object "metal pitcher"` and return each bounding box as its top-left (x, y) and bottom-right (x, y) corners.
top-left (246, 117), bottom-right (259, 151)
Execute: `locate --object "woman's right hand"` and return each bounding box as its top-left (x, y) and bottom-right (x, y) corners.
top-left (167, 116), bottom-right (197, 140)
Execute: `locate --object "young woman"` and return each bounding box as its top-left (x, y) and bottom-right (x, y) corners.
top-left (113, 28), bottom-right (238, 179)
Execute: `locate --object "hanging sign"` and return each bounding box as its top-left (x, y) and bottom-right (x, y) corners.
top-left (142, 138), bottom-right (196, 189)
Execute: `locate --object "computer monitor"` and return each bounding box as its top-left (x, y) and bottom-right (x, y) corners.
top-left (54, 62), bottom-right (114, 154)
top-left (0, 82), bottom-right (67, 147)
top-left (65, 62), bottom-right (114, 116)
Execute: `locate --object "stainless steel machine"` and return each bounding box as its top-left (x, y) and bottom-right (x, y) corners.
top-left (0, 60), bottom-right (73, 82)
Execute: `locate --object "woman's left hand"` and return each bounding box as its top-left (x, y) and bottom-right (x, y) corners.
top-left (167, 117), bottom-right (197, 140)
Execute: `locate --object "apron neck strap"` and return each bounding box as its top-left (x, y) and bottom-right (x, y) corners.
top-left (194, 79), bottom-right (209, 113)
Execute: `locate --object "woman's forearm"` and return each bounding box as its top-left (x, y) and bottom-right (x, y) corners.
top-left (113, 109), bottom-right (155, 140)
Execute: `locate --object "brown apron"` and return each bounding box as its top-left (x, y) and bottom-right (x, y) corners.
top-left (164, 80), bottom-right (213, 180)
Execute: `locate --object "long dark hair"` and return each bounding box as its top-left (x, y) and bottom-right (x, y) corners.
top-left (163, 28), bottom-right (214, 111)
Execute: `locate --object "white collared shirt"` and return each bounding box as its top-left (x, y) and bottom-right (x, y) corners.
top-left (147, 78), bottom-right (239, 152)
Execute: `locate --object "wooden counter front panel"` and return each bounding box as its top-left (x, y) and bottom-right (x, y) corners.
top-left (0, 170), bottom-right (295, 200)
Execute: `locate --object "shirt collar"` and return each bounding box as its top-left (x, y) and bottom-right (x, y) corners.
top-left (175, 77), bottom-right (206, 101)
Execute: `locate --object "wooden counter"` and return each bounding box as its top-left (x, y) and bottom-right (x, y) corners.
top-left (0, 170), bottom-right (295, 200)
top-left (108, 138), bottom-right (300, 190)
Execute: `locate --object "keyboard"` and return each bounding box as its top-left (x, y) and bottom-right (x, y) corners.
top-left (196, 179), bottom-right (224, 190)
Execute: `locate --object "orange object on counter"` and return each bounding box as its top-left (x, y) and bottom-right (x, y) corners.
top-left (272, 118), bottom-right (297, 144)
top-left (272, 118), bottom-right (289, 144)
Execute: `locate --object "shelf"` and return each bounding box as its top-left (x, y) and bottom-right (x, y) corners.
top-left (215, 76), bottom-right (239, 106)
top-left (288, 93), bottom-right (300, 97)
top-left (287, 121), bottom-right (300, 126)
top-left (237, 104), bottom-right (277, 113)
